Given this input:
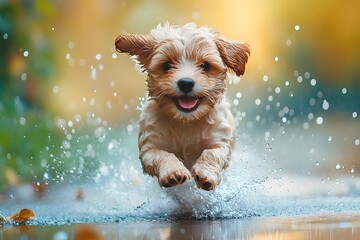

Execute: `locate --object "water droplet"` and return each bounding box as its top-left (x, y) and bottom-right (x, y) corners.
top-left (236, 92), bottom-right (242, 98)
top-left (263, 75), bottom-right (269, 82)
top-left (67, 121), bottom-right (74, 127)
top-left (322, 100), bottom-right (329, 110)
top-left (274, 56), bottom-right (279, 62)
top-left (106, 101), bottom-right (112, 109)
top-left (265, 143), bottom-right (270, 147)
top-left (66, 53), bottom-right (70, 60)
top-left (309, 98), bottom-right (316, 106)
top-left (53, 85), bottom-right (59, 94)
top-left (310, 78), bottom-right (316, 86)
top-left (275, 87), bottom-right (281, 94)
top-left (21, 73), bottom-right (27, 81)
top-left (342, 88), bottom-right (347, 94)
top-left (68, 41), bottom-right (75, 49)
top-left (328, 136), bottom-right (332, 142)
top-left (355, 139), bottom-right (360, 146)
top-left (285, 39), bottom-right (292, 46)
top-left (127, 124), bottom-right (134, 132)
top-left (294, 25), bottom-right (300, 31)
top-left (112, 53), bottom-right (117, 59)
top-left (62, 140), bottom-right (71, 149)
top-left (90, 66), bottom-right (97, 80)
top-left (335, 163), bottom-right (341, 170)
top-left (316, 117), bottom-right (323, 125)
top-left (268, 148), bottom-right (272, 152)
top-left (89, 97), bottom-right (96, 106)
top-left (352, 112), bottom-right (357, 118)
top-left (19, 117), bottom-right (26, 126)
top-left (3, 33), bottom-right (8, 39)
top-left (51, 27), bottom-right (55, 31)
top-left (317, 91), bottom-right (323, 98)
top-left (285, 81), bottom-right (289, 86)
top-left (297, 76), bottom-right (303, 83)
top-left (23, 50), bottom-right (29, 57)
top-left (95, 53), bottom-right (102, 60)
top-left (303, 122), bottom-right (310, 129)
top-left (255, 99), bottom-right (261, 105)
top-left (99, 164), bottom-right (109, 176)
top-left (308, 113), bottom-right (314, 120)
top-left (351, 167), bottom-right (355, 173)
top-left (315, 162), bottom-right (320, 166)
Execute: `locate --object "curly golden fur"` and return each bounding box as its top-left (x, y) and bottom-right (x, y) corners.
top-left (115, 23), bottom-right (250, 190)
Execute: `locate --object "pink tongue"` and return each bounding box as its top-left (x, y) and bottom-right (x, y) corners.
top-left (178, 97), bottom-right (199, 109)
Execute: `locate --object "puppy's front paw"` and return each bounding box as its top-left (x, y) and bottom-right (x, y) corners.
top-left (158, 166), bottom-right (191, 188)
top-left (191, 163), bottom-right (221, 191)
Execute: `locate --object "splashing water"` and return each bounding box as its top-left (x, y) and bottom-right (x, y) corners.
top-left (2, 119), bottom-right (360, 226)
top-left (1, 57), bottom-right (360, 226)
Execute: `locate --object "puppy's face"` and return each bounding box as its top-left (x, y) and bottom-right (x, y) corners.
top-left (115, 23), bottom-right (250, 121)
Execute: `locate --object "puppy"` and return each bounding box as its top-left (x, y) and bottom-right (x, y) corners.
top-left (115, 23), bottom-right (250, 191)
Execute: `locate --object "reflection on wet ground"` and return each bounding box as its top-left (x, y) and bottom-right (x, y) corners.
top-left (2, 213), bottom-right (360, 240)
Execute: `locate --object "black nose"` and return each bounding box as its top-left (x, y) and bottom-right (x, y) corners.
top-left (177, 78), bottom-right (195, 94)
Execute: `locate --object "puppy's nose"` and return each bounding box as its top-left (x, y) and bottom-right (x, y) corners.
top-left (177, 78), bottom-right (195, 94)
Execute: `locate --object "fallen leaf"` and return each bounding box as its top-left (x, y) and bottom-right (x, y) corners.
top-left (75, 225), bottom-right (103, 240)
top-left (0, 208), bottom-right (35, 223)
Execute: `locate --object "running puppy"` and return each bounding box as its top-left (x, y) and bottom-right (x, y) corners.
top-left (115, 23), bottom-right (250, 190)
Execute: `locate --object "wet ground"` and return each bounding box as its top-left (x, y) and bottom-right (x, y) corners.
top-left (2, 172), bottom-right (360, 239)
top-left (2, 213), bottom-right (360, 240)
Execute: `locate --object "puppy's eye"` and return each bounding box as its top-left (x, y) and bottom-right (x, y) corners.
top-left (200, 62), bottom-right (210, 72)
top-left (162, 62), bottom-right (172, 72)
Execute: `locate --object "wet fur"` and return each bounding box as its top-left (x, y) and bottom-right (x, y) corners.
top-left (115, 23), bottom-right (250, 190)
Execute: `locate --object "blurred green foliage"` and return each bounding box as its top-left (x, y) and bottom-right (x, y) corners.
top-left (0, 1), bottom-right (61, 190)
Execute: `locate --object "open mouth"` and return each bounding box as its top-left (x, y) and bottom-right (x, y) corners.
top-left (173, 96), bottom-right (201, 113)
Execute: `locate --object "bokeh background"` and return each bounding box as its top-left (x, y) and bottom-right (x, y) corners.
top-left (1, 0), bottom-right (359, 192)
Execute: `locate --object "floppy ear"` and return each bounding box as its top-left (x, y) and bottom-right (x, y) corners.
top-left (115, 34), bottom-right (155, 67)
top-left (215, 38), bottom-right (250, 76)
